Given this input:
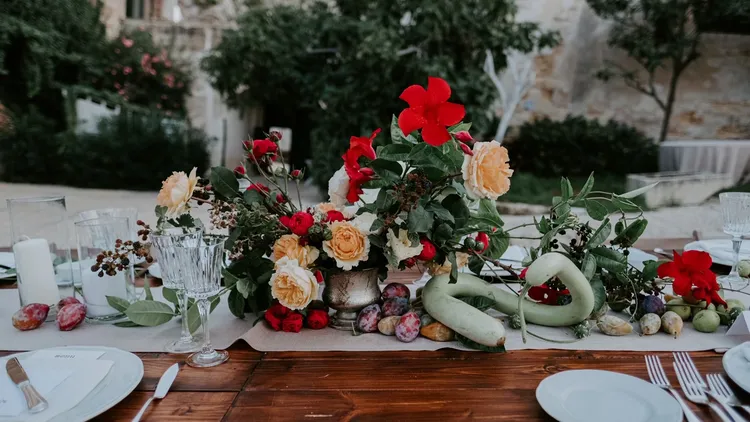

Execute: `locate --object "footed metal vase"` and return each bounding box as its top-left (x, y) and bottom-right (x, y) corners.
top-left (323, 268), bottom-right (380, 331)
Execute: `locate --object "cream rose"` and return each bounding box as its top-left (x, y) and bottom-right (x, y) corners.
top-left (269, 257), bottom-right (319, 310)
top-left (461, 141), bottom-right (513, 200)
top-left (322, 221), bottom-right (370, 270)
top-left (427, 252), bottom-right (470, 276)
top-left (386, 229), bottom-right (423, 263)
top-left (156, 167), bottom-right (199, 216)
top-left (328, 166), bottom-right (350, 207)
top-left (316, 202), bottom-right (339, 214)
top-left (272, 234), bottom-right (320, 268)
top-left (352, 212), bottom-right (380, 234)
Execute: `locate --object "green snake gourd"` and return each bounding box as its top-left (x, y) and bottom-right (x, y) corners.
top-left (422, 253), bottom-right (595, 347)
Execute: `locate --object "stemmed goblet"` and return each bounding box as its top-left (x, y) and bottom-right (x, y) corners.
top-left (150, 227), bottom-right (204, 353)
top-left (175, 234), bottom-right (229, 368)
top-left (718, 192), bottom-right (750, 290)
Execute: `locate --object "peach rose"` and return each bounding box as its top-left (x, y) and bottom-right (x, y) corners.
top-left (272, 234), bottom-right (320, 268)
top-left (156, 167), bottom-right (199, 216)
top-left (316, 202), bottom-right (338, 214)
top-left (427, 252), bottom-right (470, 276)
top-left (322, 221), bottom-right (370, 270)
top-left (461, 141), bottom-right (513, 200)
top-left (269, 257), bottom-right (319, 310)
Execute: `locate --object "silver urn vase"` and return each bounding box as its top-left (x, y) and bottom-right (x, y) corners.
top-left (323, 268), bottom-right (381, 331)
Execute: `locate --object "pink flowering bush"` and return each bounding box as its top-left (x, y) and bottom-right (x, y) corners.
top-left (93, 29), bottom-right (191, 115)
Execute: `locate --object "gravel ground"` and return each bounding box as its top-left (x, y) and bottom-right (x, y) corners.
top-left (0, 182), bottom-right (724, 247)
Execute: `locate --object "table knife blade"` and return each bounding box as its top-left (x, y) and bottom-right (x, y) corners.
top-left (5, 358), bottom-right (49, 414)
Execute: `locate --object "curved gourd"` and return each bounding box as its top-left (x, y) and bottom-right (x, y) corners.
top-left (422, 253), bottom-right (595, 347)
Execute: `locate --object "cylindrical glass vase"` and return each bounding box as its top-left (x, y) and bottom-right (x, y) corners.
top-left (8, 196), bottom-right (72, 318)
top-left (75, 216), bottom-right (136, 323)
top-left (74, 208), bottom-right (139, 287)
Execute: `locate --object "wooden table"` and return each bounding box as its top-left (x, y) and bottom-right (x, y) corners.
top-left (1, 238), bottom-right (740, 420)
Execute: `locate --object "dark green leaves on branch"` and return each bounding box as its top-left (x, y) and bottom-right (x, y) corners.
top-left (210, 166), bottom-right (240, 199)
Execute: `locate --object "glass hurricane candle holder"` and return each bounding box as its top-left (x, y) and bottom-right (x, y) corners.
top-left (73, 208), bottom-right (138, 286)
top-left (8, 196), bottom-right (72, 318)
top-left (719, 192), bottom-right (750, 290)
top-left (75, 216), bottom-right (136, 323)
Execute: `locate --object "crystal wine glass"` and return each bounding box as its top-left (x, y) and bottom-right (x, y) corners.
top-left (175, 235), bottom-right (229, 368)
top-left (150, 227), bottom-right (204, 353)
top-left (718, 192), bottom-right (750, 290)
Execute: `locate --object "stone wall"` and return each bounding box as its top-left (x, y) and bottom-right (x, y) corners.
top-left (514, 0), bottom-right (750, 141)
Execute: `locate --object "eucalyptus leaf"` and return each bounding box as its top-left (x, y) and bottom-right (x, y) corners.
top-left (228, 289), bottom-right (246, 319)
top-left (574, 172), bottom-right (595, 202)
top-left (125, 300), bottom-right (175, 327)
top-left (143, 279), bottom-right (153, 301)
top-left (581, 253), bottom-right (597, 280)
top-left (106, 296), bottom-right (131, 313)
top-left (589, 275), bottom-right (606, 316)
top-left (209, 166), bottom-right (240, 199)
top-left (619, 182), bottom-right (658, 199)
top-left (114, 321), bottom-right (142, 328)
top-left (161, 288), bottom-right (180, 308)
top-left (586, 218), bottom-right (611, 248)
top-left (584, 199), bottom-right (609, 221)
top-left (589, 247), bottom-right (627, 273)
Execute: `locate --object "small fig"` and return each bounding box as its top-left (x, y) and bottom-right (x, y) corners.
top-left (355, 304), bottom-right (382, 333)
top-left (381, 283), bottom-right (410, 301)
top-left (641, 295), bottom-right (665, 316)
top-left (395, 311), bottom-right (421, 342)
top-left (661, 311), bottom-right (684, 338)
top-left (639, 313), bottom-right (661, 335)
top-left (12, 304), bottom-right (50, 331)
top-left (382, 297), bottom-right (409, 317)
top-left (693, 309), bottom-right (720, 333)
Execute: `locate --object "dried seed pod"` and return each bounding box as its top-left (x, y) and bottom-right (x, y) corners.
top-left (596, 315), bottom-right (633, 336)
top-left (661, 311), bottom-right (684, 338)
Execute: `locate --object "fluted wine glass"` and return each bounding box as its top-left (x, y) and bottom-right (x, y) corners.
top-left (719, 192), bottom-right (750, 290)
top-left (175, 235), bottom-right (228, 368)
top-left (150, 227), bottom-right (204, 353)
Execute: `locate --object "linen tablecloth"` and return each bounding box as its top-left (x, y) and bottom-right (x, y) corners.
top-left (660, 139), bottom-right (750, 184)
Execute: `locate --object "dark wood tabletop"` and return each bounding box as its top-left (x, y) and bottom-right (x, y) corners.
top-left (1, 238), bottom-right (739, 421)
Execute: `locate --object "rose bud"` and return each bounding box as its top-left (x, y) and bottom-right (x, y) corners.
top-left (459, 142), bottom-right (473, 156)
top-left (242, 140), bottom-right (252, 151)
top-left (455, 131), bottom-right (474, 143)
top-left (276, 193), bottom-right (287, 203)
top-left (270, 130), bottom-right (282, 141)
top-left (417, 239), bottom-right (437, 261)
top-left (290, 169), bottom-right (302, 179)
top-left (233, 165), bottom-right (246, 177)
top-left (404, 257), bottom-right (417, 268)
top-left (475, 232), bottom-right (490, 253)
top-left (314, 270), bottom-right (324, 284)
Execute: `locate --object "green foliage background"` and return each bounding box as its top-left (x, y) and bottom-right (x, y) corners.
top-left (202, 0), bottom-right (560, 191)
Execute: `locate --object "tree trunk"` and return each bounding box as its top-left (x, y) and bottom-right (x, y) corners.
top-left (658, 68), bottom-right (682, 144)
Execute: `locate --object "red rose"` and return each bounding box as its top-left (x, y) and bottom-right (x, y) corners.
top-left (250, 138), bottom-right (278, 160)
top-left (459, 142), bottom-right (473, 156)
top-left (455, 131), bottom-right (474, 143)
top-left (306, 309), bottom-right (329, 330)
top-left (417, 239), bottom-right (437, 261)
top-left (268, 302), bottom-right (291, 319)
top-left (233, 165), bottom-right (246, 176)
top-left (270, 130), bottom-right (282, 141)
top-left (281, 211), bottom-right (315, 236)
top-left (314, 270), bottom-right (324, 284)
top-left (247, 183), bottom-right (270, 194)
top-left (324, 210), bottom-right (347, 223)
top-left (282, 313), bottom-right (304, 333)
top-left (265, 311), bottom-right (282, 331)
top-left (475, 232), bottom-right (489, 253)
top-left (290, 169), bottom-right (302, 179)
top-left (276, 193), bottom-right (287, 203)
top-left (242, 140), bottom-right (252, 150)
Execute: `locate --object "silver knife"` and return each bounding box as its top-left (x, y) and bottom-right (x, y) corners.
top-left (6, 357), bottom-right (49, 414)
top-left (131, 363), bottom-right (179, 422)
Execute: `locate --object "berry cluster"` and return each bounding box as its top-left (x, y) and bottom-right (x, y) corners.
top-left (91, 220), bottom-right (153, 277)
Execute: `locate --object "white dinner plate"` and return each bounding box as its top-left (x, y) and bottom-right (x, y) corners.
top-left (685, 239), bottom-right (750, 266)
top-left (723, 342), bottom-right (750, 393)
top-left (2, 346), bottom-right (143, 421)
top-left (536, 370), bottom-right (682, 422)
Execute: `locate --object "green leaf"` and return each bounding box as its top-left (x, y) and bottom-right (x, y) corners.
top-left (589, 247), bottom-right (628, 273)
top-left (106, 296), bottom-right (131, 313)
top-left (560, 177), bottom-right (574, 200)
top-left (448, 122), bottom-right (471, 133)
top-left (143, 279), bottom-right (153, 301)
top-left (155, 205), bottom-right (167, 219)
top-left (448, 252), bottom-right (458, 284)
top-left (407, 205), bottom-right (433, 233)
top-left (368, 234), bottom-right (386, 249)
top-left (114, 321), bottom-right (142, 328)
top-left (222, 268), bottom-right (241, 289)
top-left (441, 194), bottom-right (470, 227)
top-left (486, 232), bottom-right (510, 260)
top-left (468, 255), bottom-right (485, 275)
top-left (425, 202), bottom-right (454, 224)
top-left (243, 189), bottom-right (264, 205)
top-left (612, 219), bottom-right (648, 247)
top-left (642, 260), bottom-right (661, 282)
top-left (589, 275), bottom-right (606, 316)
top-left (459, 296), bottom-right (495, 312)
top-left (581, 253), bottom-right (597, 280)
top-left (538, 216), bottom-right (551, 234)
top-left (585, 199), bottom-right (609, 221)
top-left (475, 199), bottom-right (504, 229)
top-left (228, 289), bottom-right (246, 319)
top-left (369, 158), bottom-right (403, 181)
top-left (619, 182), bottom-right (658, 199)
top-left (554, 201), bottom-right (571, 224)
top-left (587, 218), bottom-right (611, 248)
top-left (574, 172), bottom-right (595, 203)
top-left (390, 115), bottom-right (416, 144)
top-left (377, 143), bottom-right (412, 161)
top-left (236, 277), bottom-right (255, 299)
top-left (161, 288), bottom-right (180, 308)
top-left (451, 180), bottom-right (467, 197)
top-left (455, 333), bottom-right (506, 353)
top-left (374, 189), bottom-right (397, 211)
top-left (187, 295), bottom-right (221, 334)
top-left (225, 228), bottom-right (241, 253)
top-left (432, 223), bottom-right (454, 242)
top-left (421, 166), bottom-right (446, 181)
top-left (612, 196), bottom-right (641, 212)
top-left (125, 300), bottom-right (175, 327)
top-left (210, 166), bottom-right (240, 199)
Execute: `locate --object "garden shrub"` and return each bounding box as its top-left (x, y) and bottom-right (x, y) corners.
top-left (0, 107), bottom-right (65, 183)
top-left (504, 115), bottom-right (658, 178)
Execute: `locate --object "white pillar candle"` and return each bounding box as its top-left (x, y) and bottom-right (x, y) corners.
top-left (80, 259), bottom-right (128, 317)
top-left (12, 238), bottom-right (60, 306)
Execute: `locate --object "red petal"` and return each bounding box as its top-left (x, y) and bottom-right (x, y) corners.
top-left (528, 286), bottom-right (547, 301)
top-left (682, 250), bottom-right (713, 270)
top-left (657, 261), bottom-right (677, 279)
top-left (426, 76), bottom-right (451, 105)
top-left (368, 128), bottom-right (381, 142)
top-left (399, 85), bottom-right (427, 108)
top-left (398, 108), bottom-right (426, 136)
top-left (711, 291), bottom-right (727, 307)
top-left (437, 102), bottom-right (465, 126)
top-left (671, 274), bottom-right (692, 296)
top-left (421, 123), bottom-right (451, 146)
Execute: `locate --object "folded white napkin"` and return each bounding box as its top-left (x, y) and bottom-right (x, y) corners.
top-left (0, 349), bottom-right (113, 422)
top-left (685, 240), bottom-right (750, 265)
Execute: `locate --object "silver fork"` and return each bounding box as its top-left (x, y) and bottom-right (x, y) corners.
top-left (673, 352), bottom-right (733, 422)
top-left (709, 373), bottom-right (750, 415)
top-left (644, 355), bottom-right (702, 422)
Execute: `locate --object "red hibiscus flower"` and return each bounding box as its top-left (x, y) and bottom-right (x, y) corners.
top-left (247, 183), bottom-right (269, 194)
top-left (657, 250), bottom-right (725, 307)
top-left (250, 138), bottom-right (278, 161)
top-left (345, 166), bottom-right (375, 204)
top-left (305, 309), bottom-right (329, 330)
top-left (417, 238), bottom-right (437, 261)
top-left (475, 232), bottom-right (489, 253)
top-left (324, 210), bottom-right (347, 223)
top-left (528, 284), bottom-right (570, 306)
top-left (397, 77), bottom-right (466, 146)
top-left (282, 313), bottom-right (304, 333)
top-left (343, 129), bottom-right (380, 170)
top-left (280, 211), bottom-right (315, 236)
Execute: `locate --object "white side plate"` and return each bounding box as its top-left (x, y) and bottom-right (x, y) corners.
top-left (723, 342), bottom-right (750, 393)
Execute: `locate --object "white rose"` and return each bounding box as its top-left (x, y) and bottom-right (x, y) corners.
top-left (386, 229), bottom-right (423, 263)
top-left (328, 166), bottom-right (350, 207)
top-left (269, 257), bottom-right (319, 310)
top-left (352, 212), bottom-right (380, 234)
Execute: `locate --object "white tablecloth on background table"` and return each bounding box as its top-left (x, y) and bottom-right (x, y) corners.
top-left (660, 140), bottom-right (750, 184)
